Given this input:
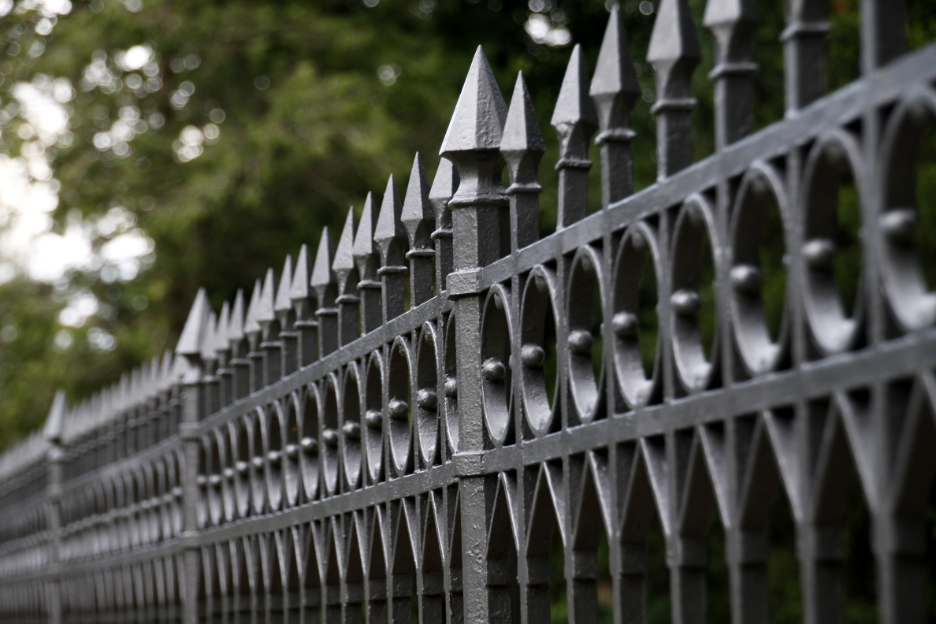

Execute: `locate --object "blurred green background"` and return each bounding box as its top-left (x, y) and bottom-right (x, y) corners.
top-left (0, 0), bottom-right (935, 621)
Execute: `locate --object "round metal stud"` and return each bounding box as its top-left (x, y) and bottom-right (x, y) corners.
top-left (342, 421), bottom-right (361, 440)
top-left (730, 264), bottom-right (761, 295)
top-left (568, 329), bottom-right (593, 355)
top-left (803, 238), bottom-right (835, 269)
top-left (611, 311), bottom-right (638, 338)
top-left (880, 208), bottom-right (917, 243)
top-left (416, 388), bottom-right (438, 410)
top-left (520, 344), bottom-right (545, 368)
top-left (365, 409), bottom-right (383, 429)
top-left (388, 399), bottom-right (409, 421)
top-left (671, 289), bottom-right (701, 317)
top-left (443, 376), bottom-right (458, 398)
top-left (321, 429), bottom-right (339, 448)
top-left (482, 358), bottom-right (506, 382)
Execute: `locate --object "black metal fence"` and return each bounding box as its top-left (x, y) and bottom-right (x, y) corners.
top-left (3, 1), bottom-right (936, 622)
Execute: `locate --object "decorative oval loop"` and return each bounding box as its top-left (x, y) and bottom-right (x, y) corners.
top-left (481, 283), bottom-right (515, 447)
top-left (801, 129), bottom-right (865, 355)
top-left (670, 193), bottom-right (721, 393)
top-left (566, 245), bottom-right (607, 423)
top-left (388, 336), bottom-right (414, 476)
top-left (520, 265), bottom-right (561, 437)
top-left (363, 352), bottom-right (385, 484)
top-left (248, 407), bottom-right (267, 515)
top-left (443, 313), bottom-right (459, 454)
top-left (879, 87), bottom-right (936, 332)
top-left (300, 383), bottom-right (321, 502)
top-left (341, 362), bottom-right (363, 490)
top-left (321, 373), bottom-right (341, 496)
top-left (282, 392), bottom-right (302, 507)
top-left (612, 221), bottom-right (663, 409)
top-left (729, 161), bottom-right (791, 377)
top-left (416, 322), bottom-right (440, 467)
top-left (229, 417), bottom-right (251, 520)
top-left (263, 401), bottom-right (285, 512)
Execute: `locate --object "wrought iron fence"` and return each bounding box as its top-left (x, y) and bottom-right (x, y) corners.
top-left (2, 0), bottom-right (936, 622)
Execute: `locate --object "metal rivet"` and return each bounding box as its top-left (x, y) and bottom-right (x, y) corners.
top-left (223, 467), bottom-right (235, 479)
top-left (802, 238), bottom-right (835, 269)
top-left (520, 344), bottom-right (545, 368)
top-left (208, 474), bottom-right (222, 487)
top-left (267, 450), bottom-right (281, 465)
top-left (342, 421), bottom-right (361, 440)
top-left (300, 437), bottom-right (317, 453)
top-left (365, 409), bottom-right (383, 429)
top-left (612, 311), bottom-right (638, 338)
top-left (568, 329), bottom-right (593, 355)
top-left (444, 376), bottom-right (458, 398)
top-left (671, 289), bottom-right (701, 317)
top-left (880, 208), bottom-right (917, 243)
top-left (321, 429), bottom-right (339, 448)
top-left (388, 399), bottom-right (409, 421)
top-left (285, 444), bottom-right (299, 459)
top-left (196, 475), bottom-right (207, 486)
top-left (251, 456), bottom-right (265, 470)
top-left (236, 460), bottom-right (250, 474)
top-left (416, 388), bottom-right (438, 410)
top-left (730, 264), bottom-right (761, 295)
top-left (482, 357), bottom-right (506, 383)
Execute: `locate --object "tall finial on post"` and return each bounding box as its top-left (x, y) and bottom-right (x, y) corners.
top-left (648, 0), bottom-right (701, 178)
top-left (332, 207), bottom-right (360, 347)
top-left (353, 192), bottom-right (383, 334)
top-left (552, 44), bottom-right (598, 227)
top-left (440, 46), bottom-right (509, 268)
top-left (275, 254), bottom-right (298, 375)
top-left (590, 7), bottom-right (641, 205)
top-left (501, 71), bottom-right (544, 252)
top-left (243, 279), bottom-right (264, 392)
top-left (703, 0), bottom-right (757, 148)
top-left (257, 267), bottom-right (281, 385)
top-left (401, 153), bottom-right (436, 307)
top-left (177, 288), bottom-right (211, 383)
top-left (311, 226), bottom-right (339, 357)
top-left (289, 243), bottom-right (318, 367)
top-left (375, 174), bottom-right (407, 321)
top-left (429, 158), bottom-right (458, 289)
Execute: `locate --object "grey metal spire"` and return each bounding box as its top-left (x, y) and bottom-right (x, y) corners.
top-left (590, 7), bottom-right (640, 205)
top-left (312, 226), bottom-right (339, 357)
top-left (375, 174), bottom-right (407, 321)
top-left (200, 311), bottom-right (218, 365)
top-left (354, 191), bottom-right (383, 332)
top-left (214, 301), bottom-right (231, 357)
top-left (43, 389), bottom-right (67, 444)
top-left (228, 289), bottom-right (246, 353)
top-left (440, 46), bottom-right (509, 267)
top-left (332, 207), bottom-right (358, 294)
top-left (428, 156), bottom-right (458, 286)
top-left (257, 268), bottom-right (277, 328)
top-left (501, 71), bottom-right (544, 251)
top-left (289, 243), bottom-right (314, 314)
top-left (244, 279), bottom-right (263, 341)
top-left (703, 0), bottom-right (757, 147)
top-left (177, 287), bottom-right (211, 368)
top-left (333, 206), bottom-right (361, 346)
top-left (552, 44), bottom-right (598, 226)
top-left (648, 0), bottom-right (701, 178)
top-left (402, 153), bottom-right (436, 306)
top-left (274, 254), bottom-right (294, 318)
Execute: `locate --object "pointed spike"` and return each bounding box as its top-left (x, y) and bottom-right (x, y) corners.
top-left (228, 290), bottom-right (246, 344)
top-left (200, 311), bottom-right (218, 363)
top-left (214, 301), bottom-right (231, 354)
top-left (257, 269), bottom-right (277, 324)
top-left (590, 8), bottom-right (641, 133)
top-left (289, 244), bottom-right (312, 303)
top-left (177, 288), bottom-right (211, 358)
top-left (161, 349), bottom-right (175, 389)
top-left (244, 279), bottom-right (263, 337)
top-left (352, 192), bottom-right (380, 277)
top-left (703, 0), bottom-right (757, 32)
top-left (429, 157), bottom-right (459, 223)
top-left (332, 207), bottom-right (358, 288)
top-left (551, 44), bottom-right (599, 132)
top-left (440, 46), bottom-right (508, 157)
top-left (501, 71), bottom-right (545, 185)
top-left (375, 175), bottom-right (406, 263)
top-left (312, 227), bottom-right (338, 296)
top-left (275, 255), bottom-right (294, 315)
top-left (43, 389), bottom-right (67, 443)
top-left (648, 0), bottom-right (701, 73)
top-left (401, 153), bottom-right (435, 249)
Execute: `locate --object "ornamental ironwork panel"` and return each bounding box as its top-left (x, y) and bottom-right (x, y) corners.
top-left (2, 2), bottom-right (936, 623)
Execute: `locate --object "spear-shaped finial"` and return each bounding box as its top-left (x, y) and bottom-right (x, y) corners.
top-left (332, 207), bottom-right (360, 346)
top-left (703, 0), bottom-right (757, 148)
top-left (177, 288), bottom-right (211, 378)
top-left (289, 244), bottom-right (315, 318)
top-left (590, 7), bottom-right (640, 205)
top-left (648, 0), bottom-right (701, 178)
top-left (355, 190), bottom-right (385, 332)
top-left (274, 255), bottom-right (294, 323)
top-left (214, 301), bottom-right (231, 359)
top-left (275, 254), bottom-right (299, 375)
top-left (200, 311), bottom-right (218, 367)
top-left (43, 389), bottom-right (67, 444)
top-left (429, 157), bottom-right (458, 284)
top-left (312, 226), bottom-right (339, 357)
top-left (244, 279), bottom-right (263, 344)
top-left (440, 46), bottom-right (509, 268)
top-left (552, 44), bottom-right (598, 227)
top-left (375, 174), bottom-right (407, 321)
top-left (501, 71), bottom-right (544, 251)
top-left (228, 289), bottom-right (246, 355)
top-left (402, 153), bottom-right (436, 306)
